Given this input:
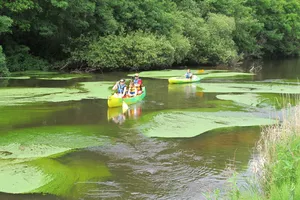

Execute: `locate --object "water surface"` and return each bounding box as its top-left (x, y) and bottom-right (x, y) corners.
top-left (1, 58), bottom-right (300, 199)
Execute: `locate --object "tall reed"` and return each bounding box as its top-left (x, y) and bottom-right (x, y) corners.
top-left (254, 102), bottom-right (300, 199)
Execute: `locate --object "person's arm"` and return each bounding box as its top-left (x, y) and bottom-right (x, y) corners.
top-left (112, 82), bottom-right (119, 90)
top-left (122, 86), bottom-right (127, 97)
top-left (128, 88), bottom-right (133, 97)
top-left (134, 87), bottom-right (137, 96)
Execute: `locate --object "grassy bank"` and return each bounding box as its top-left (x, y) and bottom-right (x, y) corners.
top-left (254, 105), bottom-right (300, 199)
top-left (205, 104), bottom-right (300, 199)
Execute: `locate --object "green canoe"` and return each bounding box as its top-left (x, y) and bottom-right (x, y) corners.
top-left (107, 87), bottom-right (146, 108)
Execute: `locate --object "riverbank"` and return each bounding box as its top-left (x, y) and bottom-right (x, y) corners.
top-left (255, 104), bottom-right (300, 199)
top-left (221, 103), bottom-right (300, 199)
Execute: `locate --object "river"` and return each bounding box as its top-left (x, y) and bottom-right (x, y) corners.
top-left (0, 58), bottom-right (299, 200)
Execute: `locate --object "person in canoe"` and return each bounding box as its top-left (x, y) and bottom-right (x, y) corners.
top-left (127, 81), bottom-right (137, 97)
top-left (112, 79), bottom-right (127, 97)
top-left (133, 73), bottom-right (143, 94)
top-left (185, 69), bottom-right (193, 79)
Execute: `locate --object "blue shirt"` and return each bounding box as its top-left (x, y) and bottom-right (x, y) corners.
top-left (185, 72), bottom-right (192, 78)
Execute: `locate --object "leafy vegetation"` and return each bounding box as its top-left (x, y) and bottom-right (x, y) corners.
top-left (0, 157), bottom-right (110, 196)
top-left (136, 110), bottom-right (275, 138)
top-left (0, 81), bottom-right (113, 106)
top-left (0, 0), bottom-right (299, 75)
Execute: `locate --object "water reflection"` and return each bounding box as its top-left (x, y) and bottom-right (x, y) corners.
top-left (168, 83), bottom-right (203, 98)
top-left (107, 103), bottom-right (142, 124)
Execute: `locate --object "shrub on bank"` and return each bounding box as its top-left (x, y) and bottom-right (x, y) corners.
top-left (71, 31), bottom-right (191, 71)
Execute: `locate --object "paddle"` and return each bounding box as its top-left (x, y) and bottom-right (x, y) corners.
top-left (122, 100), bottom-right (129, 113)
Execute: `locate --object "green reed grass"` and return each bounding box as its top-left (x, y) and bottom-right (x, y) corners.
top-left (203, 94), bottom-right (300, 200)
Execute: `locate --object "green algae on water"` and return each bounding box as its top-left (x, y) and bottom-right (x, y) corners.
top-left (0, 76), bottom-right (31, 80)
top-left (0, 81), bottom-right (113, 106)
top-left (0, 157), bottom-right (110, 196)
top-left (128, 70), bottom-right (202, 79)
top-left (9, 71), bottom-right (92, 80)
top-left (0, 125), bottom-right (111, 159)
top-left (0, 161), bottom-right (46, 194)
top-left (128, 70), bottom-right (253, 80)
top-left (11, 71), bottom-right (60, 76)
top-left (136, 110), bottom-right (276, 138)
top-left (36, 74), bottom-right (92, 80)
top-left (198, 72), bottom-right (254, 80)
top-left (216, 93), bottom-right (297, 109)
top-left (198, 82), bottom-right (300, 94)
top-left (216, 93), bottom-right (269, 108)
top-left (31, 157), bottom-right (110, 197)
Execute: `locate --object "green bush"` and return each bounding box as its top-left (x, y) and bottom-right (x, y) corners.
top-left (5, 45), bottom-right (49, 72)
top-left (0, 46), bottom-right (10, 77)
top-left (72, 31), bottom-right (176, 70)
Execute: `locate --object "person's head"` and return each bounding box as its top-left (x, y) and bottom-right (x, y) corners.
top-left (134, 73), bottom-right (139, 79)
top-left (129, 82), bottom-right (134, 87)
top-left (187, 69), bottom-right (191, 73)
top-left (119, 79), bottom-right (125, 84)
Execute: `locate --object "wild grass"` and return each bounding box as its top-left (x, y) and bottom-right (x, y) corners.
top-left (254, 103), bottom-right (300, 200)
top-left (203, 94), bottom-right (300, 200)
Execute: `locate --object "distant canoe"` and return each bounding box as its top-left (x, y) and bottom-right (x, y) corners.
top-left (168, 76), bottom-right (201, 84)
top-left (107, 87), bottom-right (146, 108)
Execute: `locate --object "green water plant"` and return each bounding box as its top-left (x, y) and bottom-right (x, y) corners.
top-left (217, 93), bottom-right (299, 110)
top-left (0, 124), bottom-right (112, 197)
top-left (0, 81), bottom-right (113, 106)
top-left (128, 70), bottom-right (253, 80)
top-left (9, 71), bottom-right (92, 80)
top-left (0, 157), bottom-right (110, 197)
top-left (136, 110), bottom-right (276, 138)
top-left (128, 69), bottom-right (207, 79)
top-left (198, 82), bottom-right (300, 94)
top-left (0, 125), bottom-right (111, 159)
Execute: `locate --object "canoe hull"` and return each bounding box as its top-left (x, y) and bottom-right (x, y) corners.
top-left (168, 76), bottom-right (201, 84)
top-left (107, 87), bottom-right (146, 108)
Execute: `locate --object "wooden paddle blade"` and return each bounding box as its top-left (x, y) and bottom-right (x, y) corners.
top-left (122, 101), bottom-right (129, 113)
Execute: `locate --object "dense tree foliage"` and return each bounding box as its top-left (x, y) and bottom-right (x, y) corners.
top-left (0, 0), bottom-right (299, 75)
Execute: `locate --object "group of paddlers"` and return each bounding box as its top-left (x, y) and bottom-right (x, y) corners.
top-left (112, 69), bottom-right (193, 98)
top-left (112, 73), bottom-right (143, 98)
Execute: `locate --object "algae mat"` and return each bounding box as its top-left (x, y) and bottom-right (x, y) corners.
top-left (0, 125), bottom-right (112, 196)
top-left (0, 157), bottom-right (110, 196)
top-left (9, 71), bottom-right (92, 80)
top-left (197, 82), bottom-right (300, 94)
top-left (0, 81), bottom-right (113, 106)
top-left (136, 111), bottom-right (276, 138)
top-left (216, 93), bottom-right (274, 108)
top-left (128, 69), bottom-right (207, 78)
top-left (0, 125), bottom-right (111, 159)
top-left (128, 70), bottom-right (253, 80)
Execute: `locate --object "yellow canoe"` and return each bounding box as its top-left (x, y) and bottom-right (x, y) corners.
top-left (107, 87), bottom-right (146, 108)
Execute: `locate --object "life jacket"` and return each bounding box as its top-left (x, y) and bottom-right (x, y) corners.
top-left (133, 79), bottom-right (142, 90)
top-left (185, 72), bottom-right (192, 78)
top-left (128, 86), bottom-right (135, 94)
top-left (117, 84), bottom-right (126, 94)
